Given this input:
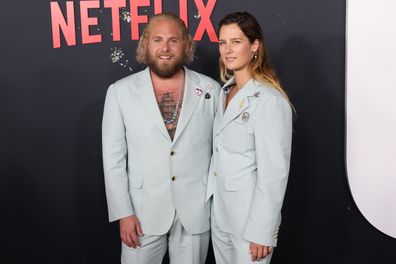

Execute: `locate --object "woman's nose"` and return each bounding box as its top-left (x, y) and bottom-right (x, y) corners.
top-left (225, 43), bottom-right (232, 53)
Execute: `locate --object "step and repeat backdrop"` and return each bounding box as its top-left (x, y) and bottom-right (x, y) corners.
top-left (1, 0), bottom-right (395, 263)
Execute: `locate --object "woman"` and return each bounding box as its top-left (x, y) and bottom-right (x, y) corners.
top-left (207, 12), bottom-right (293, 263)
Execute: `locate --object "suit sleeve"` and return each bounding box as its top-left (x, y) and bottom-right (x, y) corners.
top-left (243, 96), bottom-right (292, 246)
top-left (102, 84), bottom-right (134, 222)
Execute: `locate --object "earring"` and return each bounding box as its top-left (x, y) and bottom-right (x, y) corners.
top-left (254, 52), bottom-right (258, 59)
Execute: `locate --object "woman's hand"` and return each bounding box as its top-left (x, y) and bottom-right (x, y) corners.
top-left (249, 242), bottom-right (273, 262)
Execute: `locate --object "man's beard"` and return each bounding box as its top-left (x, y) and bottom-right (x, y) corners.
top-left (146, 52), bottom-right (184, 78)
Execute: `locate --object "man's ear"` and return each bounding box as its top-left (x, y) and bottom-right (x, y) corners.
top-left (184, 35), bottom-right (196, 64)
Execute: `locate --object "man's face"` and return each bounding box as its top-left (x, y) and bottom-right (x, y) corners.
top-left (146, 20), bottom-right (186, 78)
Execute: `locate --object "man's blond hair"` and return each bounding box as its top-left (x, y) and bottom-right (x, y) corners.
top-left (136, 13), bottom-right (195, 65)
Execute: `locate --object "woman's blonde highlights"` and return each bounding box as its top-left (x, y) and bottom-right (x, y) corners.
top-left (219, 12), bottom-right (291, 104)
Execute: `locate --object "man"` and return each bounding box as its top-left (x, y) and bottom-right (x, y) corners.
top-left (102, 13), bottom-right (220, 264)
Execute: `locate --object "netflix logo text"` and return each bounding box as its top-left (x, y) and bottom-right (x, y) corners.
top-left (50, 0), bottom-right (218, 48)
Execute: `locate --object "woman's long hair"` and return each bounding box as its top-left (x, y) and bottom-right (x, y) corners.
top-left (219, 12), bottom-right (291, 102)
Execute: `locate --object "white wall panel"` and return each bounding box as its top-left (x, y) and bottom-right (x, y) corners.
top-left (346, 0), bottom-right (396, 238)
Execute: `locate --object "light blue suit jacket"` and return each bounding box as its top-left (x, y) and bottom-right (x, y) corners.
top-left (102, 67), bottom-right (220, 235)
top-left (206, 77), bottom-right (292, 246)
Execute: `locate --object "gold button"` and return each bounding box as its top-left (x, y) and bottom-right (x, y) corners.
top-left (170, 150), bottom-right (176, 156)
top-left (214, 172), bottom-right (217, 176)
top-left (171, 176), bottom-right (176, 181)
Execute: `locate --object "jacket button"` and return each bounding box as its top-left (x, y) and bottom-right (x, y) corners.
top-left (171, 176), bottom-right (176, 181)
top-left (214, 172), bottom-right (217, 176)
top-left (170, 150), bottom-right (176, 156)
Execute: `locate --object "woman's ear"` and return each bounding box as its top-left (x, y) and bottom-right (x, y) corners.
top-left (252, 39), bottom-right (260, 53)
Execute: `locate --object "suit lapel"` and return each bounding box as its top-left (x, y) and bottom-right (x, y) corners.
top-left (216, 79), bottom-right (257, 135)
top-left (173, 68), bottom-right (202, 143)
top-left (219, 77), bottom-right (234, 118)
top-left (136, 68), bottom-right (172, 142)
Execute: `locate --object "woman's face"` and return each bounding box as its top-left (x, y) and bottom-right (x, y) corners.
top-left (218, 23), bottom-right (258, 74)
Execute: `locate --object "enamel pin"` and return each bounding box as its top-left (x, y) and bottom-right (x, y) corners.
top-left (242, 112), bottom-right (250, 121)
top-left (195, 88), bottom-right (203, 96)
top-left (238, 98), bottom-right (245, 110)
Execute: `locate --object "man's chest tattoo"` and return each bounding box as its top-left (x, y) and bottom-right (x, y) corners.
top-left (157, 91), bottom-right (183, 140)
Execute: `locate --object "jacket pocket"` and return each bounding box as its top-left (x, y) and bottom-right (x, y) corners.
top-left (225, 173), bottom-right (256, 191)
top-left (221, 117), bottom-right (254, 153)
top-left (129, 174), bottom-right (143, 189)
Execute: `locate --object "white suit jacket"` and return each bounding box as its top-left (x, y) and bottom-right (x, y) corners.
top-left (206, 77), bottom-right (292, 246)
top-left (102, 67), bottom-right (220, 235)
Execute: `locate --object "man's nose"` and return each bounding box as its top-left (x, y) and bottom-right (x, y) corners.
top-left (160, 41), bottom-right (170, 51)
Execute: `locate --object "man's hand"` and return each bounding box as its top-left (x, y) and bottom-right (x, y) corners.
top-left (119, 215), bottom-right (144, 248)
top-left (249, 242), bottom-right (273, 262)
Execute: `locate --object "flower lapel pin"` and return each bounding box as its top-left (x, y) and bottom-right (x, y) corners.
top-left (195, 88), bottom-right (203, 96)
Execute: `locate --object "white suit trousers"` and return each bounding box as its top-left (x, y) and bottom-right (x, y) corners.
top-left (211, 208), bottom-right (273, 264)
top-left (121, 213), bottom-right (210, 264)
